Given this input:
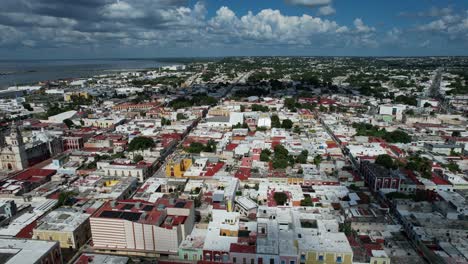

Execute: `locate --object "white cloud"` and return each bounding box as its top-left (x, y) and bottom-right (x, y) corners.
top-left (353, 18), bottom-right (375, 33)
top-left (318, 5), bottom-right (335, 16)
top-left (101, 1), bottom-right (145, 19)
top-left (208, 7), bottom-right (348, 46)
top-left (285, 0), bottom-right (332, 7)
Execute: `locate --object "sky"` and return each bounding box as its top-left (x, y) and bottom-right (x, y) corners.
top-left (0, 0), bottom-right (467, 59)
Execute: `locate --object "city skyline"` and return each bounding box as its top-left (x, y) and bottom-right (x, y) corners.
top-left (1, 0), bottom-right (468, 59)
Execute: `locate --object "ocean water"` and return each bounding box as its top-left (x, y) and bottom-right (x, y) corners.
top-left (0, 58), bottom-right (174, 88)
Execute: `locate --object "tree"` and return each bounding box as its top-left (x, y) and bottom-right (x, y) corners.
top-left (271, 115), bottom-right (281, 128)
top-left (444, 162), bottom-right (460, 173)
top-left (272, 145), bottom-right (289, 169)
top-left (293, 126), bottom-right (301, 134)
top-left (22, 103), bottom-right (33, 111)
top-left (300, 196), bottom-right (313, 206)
top-left (284, 98), bottom-right (296, 111)
top-left (281, 119), bottom-right (293, 129)
top-left (204, 140), bottom-right (217, 153)
top-left (176, 113), bottom-right (187, 120)
top-left (296, 150), bottom-right (309, 164)
top-left (161, 117), bottom-right (171, 126)
top-left (272, 158), bottom-right (289, 169)
top-left (260, 149), bottom-right (272, 162)
top-left (383, 130), bottom-right (411, 143)
top-left (186, 142), bottom-right (205, 153)
top-left (273, 192), bottom-right (288, 205)
top-left (313, 155), bottom-right (322, 166)
top-left (128, 136), bottom-right (155, 151)
top-left (133, 154), bottom-right (144, 163)
top-left (423, 102), bottom-right (432, 108)
top-left (63, 119), bottom-right (74, 128)
top-left (375, 154), bottom-right (396, 169)
top-left (57, 191), bottom-right (77, 207)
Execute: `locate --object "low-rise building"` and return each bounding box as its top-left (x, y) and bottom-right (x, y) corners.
top-left (33, 208), bottom-right (91, 249)
top-left (90, 198), bottom-right (195, 256)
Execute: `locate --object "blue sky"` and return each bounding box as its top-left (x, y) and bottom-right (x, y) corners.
top-left (0, 0), bottom-right (467, 59)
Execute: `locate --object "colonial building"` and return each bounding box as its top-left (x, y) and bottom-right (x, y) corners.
top-left (0, 123), bottom-right (64, 171)
top-left (0, 122), bottom-right (28, 171)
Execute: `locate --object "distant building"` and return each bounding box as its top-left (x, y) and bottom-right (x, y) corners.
top-left (64, 91), bottom-right (89, 102)
top-left (166, 158), bottom-right (193, 178)
top-left (0, 238), bottom-right (62, 264)
top-left (90, 198), bottom-right (195, 256)
top-left (0, 122), bottom-right (28, 171)
top-left (360, 161), bottom-right (403, 193)
top-left (33, 208), bottom-right (91, 249)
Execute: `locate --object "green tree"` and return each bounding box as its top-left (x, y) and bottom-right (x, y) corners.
top-left (271, 115), bottom-right (281, 128)
top-left (313, 155), bottom-right (322, 166)
top-left (204, 140), bottom-right (217, 153)
top-left (300, 196), bottom-right (313, 206)
top-left (260, 149), bottom-right (272, 162)
top-left (133, 154), bottom-right (144, 163)
top-left (176, 113), bottom-right (187, 120)
top-left (22, 103), bottom-right (33, 111)
top-left (186, 142), bottom-right (205, 153)
top-left (281, 119), bottom-right (293, 129)
top-left (57, 191), bottom-right (78, 207)
top-left (63, 119), bottom-right (74, 128)
top-left (293, 125), bottom-right (301, 134)
top-left (128, 137), bottom-right (155, 151)
top-left (375, 154), bottom-right (396, 169)
top-left (296, 150), bottom-right (309, 164)
top-left (272, 144), bottom-right (289, 169)
top-left (273, 192), bottom-right (288, 205)
top-left (383, 130), bottom-right (411, 143)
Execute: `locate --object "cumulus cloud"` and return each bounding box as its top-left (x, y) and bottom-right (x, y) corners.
top-left (0, 0), bottom-right (382, 54)
top-left (353, 18), bottom-right (375, 33)
top-left (318, 5), bottom-right (336, 16)
top-left (415, 9), bottom-right (468, 41)
top-left (285, 0), bottom-right (332, 8)
top-left (208, 7), bottom-right (348, 46)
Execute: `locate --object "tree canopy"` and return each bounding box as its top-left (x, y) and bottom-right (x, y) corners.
top-left (128, 136), bottom-right (155, 151)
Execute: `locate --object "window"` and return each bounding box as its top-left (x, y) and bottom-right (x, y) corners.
top-left (300, 254), bottom-right (306, 261)
top-left (233, 257), bottom-right (237, 263)
top-left (243, 258), bottom-right (247, 264)
top-left (318, 255), bottom-right (324, 261)
top-left (336, 256), bottom-right (342, 263)
top-left (281, 261), bottom-right (286, 264)
top-left (270, 259), bottom-right (275, 264)
top-left (290, 261), bottom-right (295, 264)
top-left (251, 259), bottom-right (254, 264)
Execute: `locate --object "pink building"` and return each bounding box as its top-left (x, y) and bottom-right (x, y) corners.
top-left (90, 198), bottom-right (194, 255)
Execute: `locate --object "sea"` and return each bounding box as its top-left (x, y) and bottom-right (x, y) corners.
top-left (0, 58), bottom-right (180, 88)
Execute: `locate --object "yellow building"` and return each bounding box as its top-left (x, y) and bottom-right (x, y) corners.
top-left (64, 91), bottom-right (90, 102)
top-left (33, 208), bottom-right (91, 249)
top-left (369, 250), bottom-right (391, 264)
top-left (305, 251), bottom-right (353, 264)
top-left (166, 158), bottom-right (192, 177)
top-left (299, 233), bottom-right (353, 264)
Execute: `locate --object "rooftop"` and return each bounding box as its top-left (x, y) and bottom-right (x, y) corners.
top-left (35, 208), bottom-right (90, 232)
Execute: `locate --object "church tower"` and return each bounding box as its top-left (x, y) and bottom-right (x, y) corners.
top-left (3, 122), bottom-right (28, 170)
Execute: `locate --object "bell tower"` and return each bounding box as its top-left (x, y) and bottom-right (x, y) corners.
top-left (5, 122), bottom-right (28, 170)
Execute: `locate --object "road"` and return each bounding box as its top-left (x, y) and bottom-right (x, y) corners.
top-left (318, 114), bottom-right (438, 263)
top-left (428, 68), bottom-right (442, 99)
top-left (152, 70), bottom-right (252, 178)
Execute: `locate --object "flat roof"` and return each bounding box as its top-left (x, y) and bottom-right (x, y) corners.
top-left (35, 208), bottom-right (90, 232)
top-left (0, 238), bottom-right (59, 264)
